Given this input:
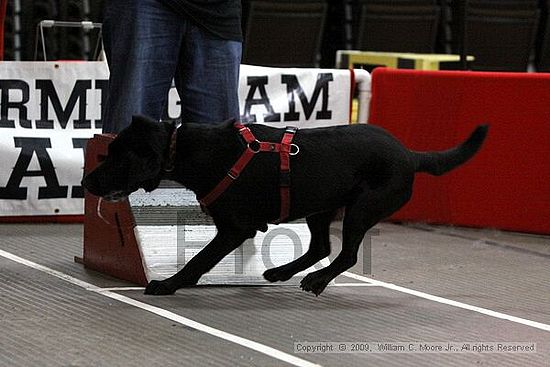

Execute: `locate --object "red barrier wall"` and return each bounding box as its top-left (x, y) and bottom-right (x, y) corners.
top-left (369, 68), bottom-right (550, 235)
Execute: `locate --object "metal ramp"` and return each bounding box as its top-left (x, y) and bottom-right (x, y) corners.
top-left (129, 186), bottom-right (327, 285)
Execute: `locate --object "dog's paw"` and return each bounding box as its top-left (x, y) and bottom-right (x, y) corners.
top-left (300, 273), bottom-right (329, 296)
top-left (263, 268), bottom-right (293, 282)
top-left (144, 280), bottom-right (176, 295)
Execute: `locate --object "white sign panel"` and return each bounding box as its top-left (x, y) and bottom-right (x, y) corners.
top-left (238, 64), bottom-right (353, 127)
top-left (0, 61), bottom-right (106, 216)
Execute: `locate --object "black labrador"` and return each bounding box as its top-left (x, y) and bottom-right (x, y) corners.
top-left (82, 115), bottom-right (488, 296)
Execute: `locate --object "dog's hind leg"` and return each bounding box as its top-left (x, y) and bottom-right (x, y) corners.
top-left (144, 229), bottom-right (254, 295)
top-left (300, 184), bottom-right (412, 296)
top-left (263, 210), bottom-right (336, 283)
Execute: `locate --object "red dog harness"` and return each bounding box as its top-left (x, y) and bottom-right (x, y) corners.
top-left (198, 122), bottom-right (299, 223)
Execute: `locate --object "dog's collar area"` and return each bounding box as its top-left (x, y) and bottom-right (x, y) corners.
top-left (199, 122), bottom-right (299, 223)
top-left (162, 121), bottom-right (181, 173)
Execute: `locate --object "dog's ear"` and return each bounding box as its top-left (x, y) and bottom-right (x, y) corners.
top-left (119, 116), bottom-right (165, 192)
top-left (126, 151), bottom-right (162, 192)
top-left (125, 115), bottom-right (169, 157)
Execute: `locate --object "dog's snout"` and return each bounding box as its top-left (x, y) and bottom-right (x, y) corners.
top-left (81, 174), bottom-right (99, 195)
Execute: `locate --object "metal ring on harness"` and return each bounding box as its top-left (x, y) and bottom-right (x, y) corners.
top-left (290, 144), bottom-right (300, 156)
top-left (248, 140), bottom-right (261, 153)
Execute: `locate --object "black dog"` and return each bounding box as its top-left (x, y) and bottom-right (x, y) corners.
top-left (82, 115), bottom-right (488, 296)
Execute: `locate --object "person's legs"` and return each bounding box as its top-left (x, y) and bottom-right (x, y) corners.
top-left (175, 24), bottom-right (242, 124)
top-left (102, 0), bottom-right (186, 133)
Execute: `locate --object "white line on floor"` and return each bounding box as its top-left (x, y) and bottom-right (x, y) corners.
top-left (93, 287), bottom-right (146, 292)
top-left (96, 284), bottom-right (380, 291)
top-left (343, 271), bottom-right (550, 332)
top-left (331, 283), bottom-right (379, 287)
top-left (0, 249), bottom-right (320, 367)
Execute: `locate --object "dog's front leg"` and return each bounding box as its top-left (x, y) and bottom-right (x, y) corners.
top-left (144, 230), bottom-right (251, 295)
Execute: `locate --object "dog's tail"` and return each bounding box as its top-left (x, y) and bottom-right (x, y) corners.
top-left (413, 125), bottom-right (489, 176)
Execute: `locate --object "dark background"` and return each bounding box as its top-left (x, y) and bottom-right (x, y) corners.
top-left (2, 0), bottom-right (550, 71)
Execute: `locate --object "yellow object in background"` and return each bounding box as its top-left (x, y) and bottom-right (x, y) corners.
top-left (336, 50), bottom-right (475, 71)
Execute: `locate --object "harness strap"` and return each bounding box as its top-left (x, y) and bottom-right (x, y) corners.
top-left (276, 126), bottom-right (298, 223)
top-left (198, 122), bottom-right (298, 223)
top-left (198, 143), bottom-right (256, 207)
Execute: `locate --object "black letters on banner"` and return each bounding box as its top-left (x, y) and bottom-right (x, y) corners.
top-left (241, 74), bottom-right (334, 123)
top-left (241, 76), bottom-right (281, 123)
top-left (0, 137), bottom-right (68, 200)
top-left (36, 79), bottom-right (92, 129)
top-left (1, 78), bottom-right (105, 130)
top-left (0, 80), bottom-right (32, 128)
top-left (282, 73), bottom-right (333, 121)
top-left (71, 138), bottom-right (88, 198)
top-left (94, 79), bottom-right (108, 130)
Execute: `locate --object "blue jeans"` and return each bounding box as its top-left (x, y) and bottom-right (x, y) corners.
top-left (101, 0), bottom-right (242, 133)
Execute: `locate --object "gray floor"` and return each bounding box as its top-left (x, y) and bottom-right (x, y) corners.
top-left (0, 222), bottom-right (549, 367)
